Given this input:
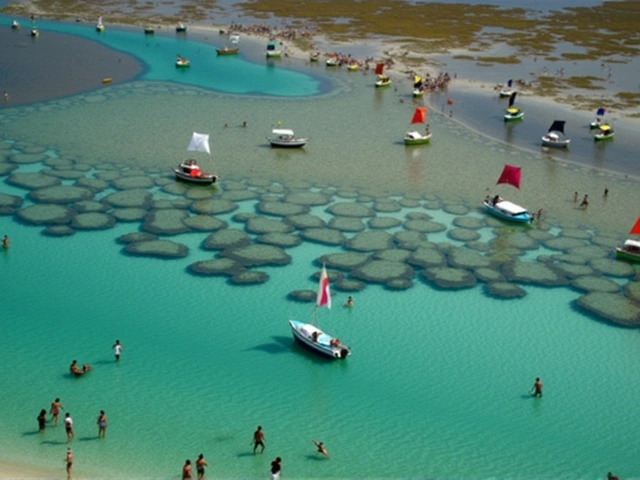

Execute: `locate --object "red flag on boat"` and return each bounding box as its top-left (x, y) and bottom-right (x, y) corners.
top-left (316, 264), bottom-right (332, 309)
top-left (630, 216), bottom-right (640, 235)
top-left (375, 62), bottom-right (385, 76)
top-left (496, 164), bottom-right (522, 189)
top-left (411, 107), bottom-right (427, 124)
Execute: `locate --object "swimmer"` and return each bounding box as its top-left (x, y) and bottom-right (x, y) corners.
top-left (312, 440), bottom-right (330, 458)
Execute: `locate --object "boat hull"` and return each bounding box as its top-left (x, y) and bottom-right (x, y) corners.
top-left (289, 320), bottom-right (350, 360)
top-left (174, 170), bottom-right (218, 184)
top-left (615, 248), bottom-right (640, 263)
top-left (216, 48), bottom-right (239, 56)
top-left (268, 139), bottom-right (307, 148)
top-left (404, 133), bottom-right (431, 145)
top-left (541, 136), bottom-right (570, 148)
top-left (499, 90), bottom-right (514, 98)
top-left (375, 80), bottom-right (392, 88)
top-left (484, 201), bottom-right (531, 224)
top-left (504, 112), bottom-right (524, 121)
top-left (266, 51), bottom-right (282, 58)
top-left (594, 133), bottom-right (614, 141)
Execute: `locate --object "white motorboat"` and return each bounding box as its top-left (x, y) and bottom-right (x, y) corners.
top-left (173, 132), bottom-right (219, 185)
top-left (267, 128), bottom-right (308, 148)
top-left (541, 120), bottom-right (570, 148)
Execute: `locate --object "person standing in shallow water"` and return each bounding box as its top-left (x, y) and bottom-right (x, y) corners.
top-left (531, 378), bottom-right (543, 397)
top-left (50, 398), bottom-right (64, 427)
top-left (253, 425), bottom-right (265, 453)
top-left (97, 410), bottom-right (107, 438)
top-left (64, 413), bottom-right (74, 442)
top-left (270, 457), bottom-right (282, 480)
top-left (37, 409), bottom-right (47, 432)
top-left (2, 235), bottom-right (8, 249)
top-left (65, 448), bottom-right (73, 479)
top-left (195, 453), bottom-right (208, 480)
top-left (112, 339), bottom-right (123, 361)
top-left (182, 459), bottom-right (192, 480)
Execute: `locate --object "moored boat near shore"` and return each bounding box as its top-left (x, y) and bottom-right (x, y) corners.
top-left (594, 124), bottom-right (614, 141)
top-left (615, 216), bottom-right (640, 263)
top-left (216, 47), bottom-right (239, 56)
top-left (503, 92), bottom-right (523, 121)
top-left (404, 107), bottom-right (431, 145)
top-left (173, 132), bottom-right (219, 185)
top-left (541, 120), bottom-right (570, 148)
top-left (484, 164), bottom-right (532, 224)
top-left (267, 128), bottom-right (308, 148)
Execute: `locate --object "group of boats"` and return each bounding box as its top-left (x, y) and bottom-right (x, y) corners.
top-left (501, 85), bottom-right (615, 146)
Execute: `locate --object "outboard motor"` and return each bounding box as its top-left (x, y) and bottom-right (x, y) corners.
top-left (340, 348), bottom-right (349, 359)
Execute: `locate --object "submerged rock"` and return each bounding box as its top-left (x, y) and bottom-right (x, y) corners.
top-left (346, 230), bottom-right (394, 252)
top-left (502, 261), bottom-right (569, 286)
top-left (350, 260), bottom-right (414, 285)
top-left (202, 229), bottom-right (251, 250)
top-left (142, 209), bottom-right (190, 235)
top-left (124, 240), bottom-right (189, 259)
top-left (230, 270), bottom-right (270, 285)
top-left (16, 204), bottom-right (73, 225)
top-left (288, 289), bottom-right (317, 302)
top-left (71, 212), bottom-right (116, 230)
top-left (188, 258), bottom-right (243, 276)
top-left (0, 193), bottom-right (23, 215)
top-left (7, 172), bottom-right (61, 190)
top-left (299, 228), bottom-right (346, 246)
top-left (219, 244), bottom-right (291, 267)
top-left (286, 214), bottom-right (326, 230)
top-left (29, 185), bottom-right (94, 204)
top-left (485, 282), bottom-right (527, 299)
top-left (576, 292), bottom-right (640, 327)
top-left (422, 267), bottom-right (477, 289)
top-left (571, 276), bottom-right (621, 294)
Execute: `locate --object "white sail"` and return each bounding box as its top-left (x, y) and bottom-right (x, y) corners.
top-left (97, 17), bottom-right (103, 26)
top-left (187, 132), bottom-right (210, 155)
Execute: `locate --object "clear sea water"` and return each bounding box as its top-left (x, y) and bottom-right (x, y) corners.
top-left (1, 12), bottom-right (640, 480)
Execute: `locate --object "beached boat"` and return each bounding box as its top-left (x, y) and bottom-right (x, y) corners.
top-left (616, 216), bottom-right (640, 263)
top-left (266, 41), bottom-right (281, 58)
top-left (289, 265), bottom-right (351, 360)
top-left (144, 27), bottom-right (154, 35)
top-left (541, 120), bottom-right (570, 148)
top-left (347, 63), bottom-right (359, 71)
top-left (499, 79), bottom-right (515, 98)
top-left (326, 57), bottom-right (340, 67)
top-left (96, 17), bottom-right (104, 32)
top-left (175, 56), bottom-right (190, 68)
top-left (590, 107), bottom-right (606, 129)
top-left (412, 76), bottom-right (424, 97)
top-left (11, 19), bottom-right (20, 29)
top-left (30, 28), bottom-right (39, 37)
top-left (374, 62), bottom-right (392, 88)
top-left (594, 124), bottom-right (614, 141)
top-left (176, 23), bottom-right (187, 33)
top-left (267, 128), bottom-right (308, 148)
top-left (504, 92), bottom-right (524, 121)
top-left (404, 107), bottom-right (431, 145)
top-left (309, 52), bottom-right (320, 62)
top-left (216, 47), bottom-right (239, 56)
top-left (173, 132), bottom-right (219, 185)
top-left (483, 164), bottom-right (532, 223)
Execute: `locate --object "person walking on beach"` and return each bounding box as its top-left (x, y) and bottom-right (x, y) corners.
top-left (253, 425), bottom-right (265, 453)
top-left (64, 447), bottom-right (73, 479)
top-left (531, 378), bottom-right (543, 398)
top-left (50, 398), bottom-right (64, 427)
top-left (580, 194), bottom-right (589, 208)
top-left (97, 410), bottom-right (108, 438)
top-left (37, 409), bottom-right (47, 432)
top-left (182, 459), bottom-right (192, 480)
top-left (196, 453), bottom-right (208, 480)
top-left (64, 413), bottom-right (74, 442)
top-left (312, 440), bottom-right (330, 458)
top-left (112, 339), bottom-right (123, 361)
top-left (270, 457), bottom-right (282, 480)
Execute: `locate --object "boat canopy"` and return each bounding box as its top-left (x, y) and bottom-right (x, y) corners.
top-left (599, 124), bottom-right (612, 132)
top-left (495, 200), bottom-right (528, 215)
top-left (624, 239), bottom-right (640, 249)
top-left (272, 129), bottom-right (294, 136)
top-left (506, 107), bottom-right (520, 114)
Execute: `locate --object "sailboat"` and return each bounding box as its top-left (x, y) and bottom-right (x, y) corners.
top-left (590, 107), bottom-right (606, 129)
top-left (374, 62), bottom-right (392, 88)
top-left (176, 22), bottom-right (187, 33)
top-left (412, 76), bottom-right (424, 97)
top-left (541, 120), bottom-right (570, 148)
top-left (266, 40), bottom-right (282, 58)
top-left (503, 92), bottom-right (524, 121)
top-left (499, 79), bottom-right (515, 98)
top-left (615, 216), bottom-right (640, 263)
top-left (483, 164), bottom-right (532, 223)
top-left (594, 123), bottom-right (614, 141)
top-left (173, 132), bottom-right (219, 184)
top-left (404, 107), bottom-right (431, 145)
top-left (96, 17), bottom-right (105, 32)
top-left (289, 265), bottom-right (351, 360)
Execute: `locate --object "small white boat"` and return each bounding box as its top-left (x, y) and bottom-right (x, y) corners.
top-left (175, 56), bottom-right (190, 68)
top-left (412, 75), bottom-right (424, 97)
top-left (176, 23), bottom-right (187, 33)
top-left (504, 92), bottom-right (523, 121)
top-left (267, 128), bottom-right (308, 148)
top-left (96, 17), bottom-right (104, 32)
top-left (541, 120), bottom-right (570, 148)
top-left (374, 62), bottom-right (392, 88)
top-left (590, 107), bottom-right (606, 129)
top-left (594, 123), bottom-right (614, 141)
top-left (266, 41), bottom-right (281, 58)
top-left (11, 20), bottom-right (20, 29)
top-left (499, 79), bottom-right (515, 98)
top-left (484, 165), bottom-right (532, 224)
top-left (404, 107), bottom-right (431, 145)
top-left (289, 265), bottom-right (351, 360)
top-left (616, 216), bottom-right (640, 263)
top-left (325, 57), bottom-right (340, 67)
top-left (173, 132), bottom-right (219, 185)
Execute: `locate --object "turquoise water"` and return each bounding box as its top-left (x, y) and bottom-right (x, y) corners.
top-left (1, 17), bottom-right (640, 480)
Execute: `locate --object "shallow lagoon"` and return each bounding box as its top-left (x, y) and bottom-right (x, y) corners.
top-left (1, 17), bottom-right (640, 479)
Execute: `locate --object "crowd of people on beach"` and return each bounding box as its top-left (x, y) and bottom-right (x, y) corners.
top-left (225, 22), bottom-right (314, 42)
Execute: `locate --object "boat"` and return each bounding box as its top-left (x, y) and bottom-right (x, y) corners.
top-left (483, 164), bottom-right (532, 223)
top-left (96, 17), bottom-right (104, 32)
top-left (309, 52), bottom-right (320, 62)
top-left (30, 28), bottom-right (39, 37)
top-left (347, 63), bottom-right (359, 71)
top-left (412, 76), bottom-right (424, 97)
top-left (541, 120), bottom-right (570, 148)
top-left (615, 216), bottom-right (640, 263)
top-left (144, 26), bottom-right (154, 35)
top-left (228, 33), bottom-right (240, 44)
top-left (267, 128), bottom-right (308, 148)
top-left (499, 79), bottom-right (515, 98)
top-left (216, 47), bottom-right (239, 56)
top-left (11, 20), bottom-right (20, 29)
top-left (288, 265), bottom-right (351, 360)
top-left (326, 57), bottom-right (340, 67)
top-left (176, 23), bottom-right (187, 33)
top-left (173, 132), bottom-right (219, 185)
top-left (590, 107), bottom-right (606, 129)
top-left (503, 92), bottom-right (524, 121)
top-left (175, 56), bottom-right (190, 68)
top-left (404, 107), bottom-right (431, 145)
top-left (266, 41), bottom-right (281, 58)
top-left (374, 62), bottom-right (392, 87)
top-left (594, 123), bottom-right (614, 141)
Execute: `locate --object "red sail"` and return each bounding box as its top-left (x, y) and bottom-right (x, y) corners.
top-left (496, 164), bottom-right (522, 189)
top-left (411, 107), bottom-right (427, 124)
top-left (375, 62), bottom-right (384, 75)
top-left (630, 216), bottom-right (640, 235)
